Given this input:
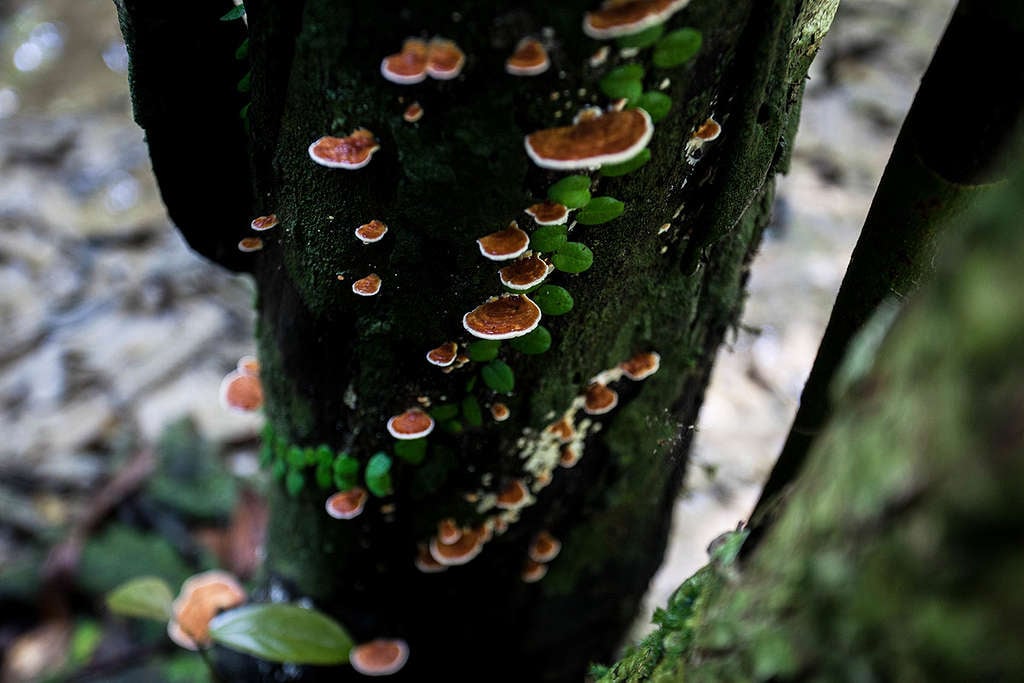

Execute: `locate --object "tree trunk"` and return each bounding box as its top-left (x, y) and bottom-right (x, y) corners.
top-left (115, 0), bottom-right (837, 679)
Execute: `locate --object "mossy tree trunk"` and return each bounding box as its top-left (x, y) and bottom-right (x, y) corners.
top-left (115, 0), bottom-right (836, 679)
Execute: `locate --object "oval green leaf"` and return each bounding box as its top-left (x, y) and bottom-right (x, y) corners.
top-left (601, 148), bottom-right (652, 177)
top-left (552, 243), bottom-right (595, 273)
top-left (633, 91), bottom-right (673, 122)
top-left (615, 23), bottom-right (664, 49)
top-left (430, 404), bottom-right (460, 421)
top-left (510, 326), bottom-right (552, 355)
top-left (599, 64), bottom-right (645, 101)
top-left (481, 360), bottom-right (515, 394)
top-left (466, 340), bottom-right (500, 362)
top-left (531, 285), bottom-right (574, 315)
top-left (209, 603), bottom-right (353, 665)
top-left (393, 438), bottom-right (427, 465)
top-left (531, 225), bottom-right (568, 253)
top-left (577, 197), bottom-right (625, 225)
top-left (653, 28), bottom-right (702, 68)
top-left (220, 5), bottom-right (246, 21)
top-left (106, 576), bottom-right (173, 621)
top-left (285, 469), bottom-right (304, 497)
top-left (547, 175), bottom-right (592, 209)
top-left (461, 395), bottom-right (483, 427)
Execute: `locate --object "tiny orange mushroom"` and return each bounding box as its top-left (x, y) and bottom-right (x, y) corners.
top-left (167, 571), bottom-right (246, 650)
top-left (250, 214), bottom-right (278, 231)
top-left (505, 38), bottom-right (550, 76)
top-left (355, 219), bottom-right (388, 244)
top-left (559, 444), bottom-right (581, 468)
top-left (529, 530), bottom-right (562, 563)
top-left (352, 273), bottom-right (383, 297)
top-left (429, 526), bottom-right (486, 566)
top-left (499, 255), bottom-right (553, 291)
top-left (237, 237), bottom-right (264, 253)
top-left (387, 408), bottom-right (435, 440)
top-left (496, 479), bottom-right (530, 510)
top-left (349, 638), bottom-right (410, 677)
top-left (620, 351), bottom-right (661, 380)
top-left (325, 487), bottom-right (369, 520)
top-left (403, 101), bottom-right (424, 122)
top-left (308, 129), bottom-right (380, 169)
top-left (437, 518), bottom-right (462, 545)
top-left (219, 370), bottom-right (263, 413)
top-left (524, 200), bottom-right (569, 226)
top-left (477, 221), bottom-right (530, 261)
top-left (380, 38), bottom-right (429, 84)
top-left (236, 355), bottom-right (260, 376)
top-left (463, 294), bottom-right (542, 340)
top-left (425, 37), bottom-right (465, 80)
top-left (584, 383), bottom-right (619, 415)
top-left (426, 341), bottom-right (459, 367)
top-left (490, 402), bottom-right (510, 422)
top-left (415, 544), bottom-right (448, 573)
top-left (521, 559), bottom-right (548, 583)
top-left (525, 108), bottom-right (653, 170)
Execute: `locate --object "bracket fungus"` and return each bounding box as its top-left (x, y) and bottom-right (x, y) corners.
top-left (496, 479), bottom-right (530, 510)
top-left (402, 101), bottom-right (424, 122)
top-left (250, 214), bottom-right (278, 231)
top-left (355, 219), bottom-right (388, 244)
top-left (381, 38), bottom-right (429, 84)
top-left (325, 487), bottom-right (369, 520)
top-left (463, 294), bottom-right (542, 340)
top-left (429, 526), bottom-right (486, 566)
top-left (583, 382), bottom-right (619, 415)
top-left (350, 638), bottom-right (410, 677)
top-left (219, 369), bottom-right (263, 413)
top-left (525, 108), bottom-right (653, 170)
top-left (477, 221), bottom-right (530, 261)
top-left (237, 237), bottom-right (264, 253)
top-left (426, 342), bottom-right (459, 367)
top-left (490, 402), bottom-right (511, 422)
top-left (167, 571), bottom-right (246, 650)
top-left (529, 531), bottom-right (562, 563)
top-left (620, 351), bottom-right (661, 380)
top-left (505, 38), bottom-right (550, 76)
top-left (559, 444), bottom-right (581, 468)
top-left (236, 355), bottom-right (259, 376)
top-left (387, 408), bottom-right (435, 440)
top-left (583, 0), bottom-right (691, 39)
top-left (308, 129), bottom-right (380, 169)
top-left (438, 518), bottom-right (462, 545)
top-left (425, 37), bottom-right (465, 80)
top-left (524, 200), bottom-right (569, 226)
top-left (499, 255), bottom-right (553, 291)
top-left (522, 559), bottom-right (548, 583)
top-left (686, 117), bottom-right (722, 156)
top-left (352, 273), bottom-right (383, 297)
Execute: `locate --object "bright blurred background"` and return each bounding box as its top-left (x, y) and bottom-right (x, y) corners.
top-left (0, 1), bottom-right (956, 680)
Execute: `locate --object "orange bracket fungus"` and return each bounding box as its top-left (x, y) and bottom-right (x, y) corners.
top-left (425, 37), bottom-right (465, 80)
top-left (529, 531), bottom-right (562, 563)
top-left (525, 108), bottom-right (653, 170)
top-left (694, 116), bottom-right (722, 142)
top-left (521, 559), bottom-right (548, 583)
top-left (352, 273), bottom-right (383, 297)
top-left (349, 638), bottom-right (410, 677)
top-left (415, 544), bottom-right (448, 573)
top-left (426, 341), bottom-right (459, 367)
top-left (167, 571), bottom-right (246, 650)
top-left (524, 200), bottom-right (569, 226)
top-left (308, 129), bottom-right (380, 169)
top-left (402, 101), bottom-right (424, 122)
top-left (463, 294), bottom-right (542, 340)
top-left (583, 382), bottom-right (619, 415)
top-left (496, 479), bottom-right (530, 510)
top-left (583, 0), bottom-right (691, 39)
top-left (438, 518), bottom-right (462, 545)
top-left (620, 351), bottom-right (661, 380)
top-left (505, 38), bottom-right (550, 76)
top-left (490, 402), bottom-right (511, 421)
top-left (429, 526), bottom-right (486, 566)
top-left (499, 255), bottom-right (553, 291)
top-left (380, 38), bottom-right (429, 84)
top-left (387, 408), bottom-right (435, 440)
top-left (250, 214), bottom-right (278, 231)
top-left (325, 487), bottom-right (369, 520)
top-left (237, 237), bottom-right (264, 253)
top-left (559, 444), bottom-right (582, 468)
top-left (477, 221), bottom-right (530, 261)
top-left (355, 219), bottom-right (388, 244)
top-left (219, 369), bottom-right (263, 413)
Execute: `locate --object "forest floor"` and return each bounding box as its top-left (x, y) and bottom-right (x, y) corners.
top-left (0, 0), bottom-right (955, 680)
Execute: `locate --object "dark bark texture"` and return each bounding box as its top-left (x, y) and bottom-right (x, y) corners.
top-left (116, 0), bottom-right (835, 679)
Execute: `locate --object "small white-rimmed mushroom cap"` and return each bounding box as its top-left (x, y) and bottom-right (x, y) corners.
top-left (559, 444), bottom-right (581, 468)
top-left (426, 342), bottom-right (459, 367)
top-left (490, 402), bottom-right (510, 422)
top-left (521, 559), bottom-right (548, 583)
top-left (462, 294), bottom-right (542, 340)
top-left (236, 355), bottom-right (260, 376)
top-left (429, 525), bottom-right (486, 566)
top-left (355, 220), bottom-right (388, 244)
top-left (167, 571), bottom-right (246, 650)
top-left (381, 38), bottom-right (428, 84)
top-left (572, 105), bottom-right (604, 125)
top-left (237, 237), bottom-right (264, 253)
top-left (583, 0), bottom-right (691, 39)
top-left (325, 487), bottom-right (369, 520)
top-left (250, 214), bottom-right (278, 231)
top-left (219, 370), bottom-right (263, 413)
top-left (352, 273), bottom-right (382, 296)
top-left (583, 383), bottom-right (619, 415)
top-left (499, 255), bottom-right (553, 291)
top-left (495, 479), bottom-right (530, 510)
top-left (529, 531), bottom-right (562, 563)
top-left (505, 38), bottom-right (550, 76)
top-left (308, 129), bottom-right (380, 169)
top-left (694, 117), bottom-right (722, 141)
top-left (620, 351), bottom-right (661, 380)
top-left (403, 101), bottom-right (424, 122)
top-left (524, 200), bottom-right (569, 226)
top-left (437, 518), bottom-right (462, 545)
top-left (525, 108), bottom-right (653, 170)
top-left (387, 408), bottom-right (435, 440)
top-left (349, 638), bottom-right (410, 677)
top-left (477, 221), bottom-right (530, 261)
top-left (547, 417), bottom-right (575, 443)
top-left (415, 544), bottom-right (448, 573)
top-left (425, 37), bottom-right (465, 80)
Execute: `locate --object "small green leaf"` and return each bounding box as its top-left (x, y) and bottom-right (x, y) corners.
top-left (236, 71), bottom-right (251, 94)
top-left (466, 340), bottom-right (500, 362)
top-left (531, 285), bottom-right (574, 315)
top-left (461, 395), bottom-right (483, 427)
top-left (441, 419), bottom-right (464, 434)
top-left (430, 404), bottom-right (460, 421)
top-left (106, 577), bottom-right (173, 621)
top-left (209, 604), bottom-right (353, 665)
top-left (365, 452), bottom-right (393, 496)
top-left (577, 197), bottom-right (625, 225)
top-left (653, 28), bottom-right (702, 68)
top-left (365, 473), bottom-right (392, 497)
top-left (333, 453), bottom-right (358, 475)
top-left (552, 243), bottom-right (595, 273)
top-left (285, 469), bottom-right (304, 497)
top-left (235, 38), bottom-right (250, 61)
top-left (482, 360), bottom-right (515, 393)
top-left (286, 446), bottom-right (305, 468)
top-left (272, 460), bottom-right (286, 481)
top-left (599, 64), bottom-right (645, 101)
top-left (531, 225), bottom-right (568, 253)
top-left (547, 175), bottom-right (592, 209)
top-left (601, 148), bottom-right (652, 177)
top-left (220, 5), bottom-right (246, 22)
top-left (510, 326), bottom-right (552, 355)
top-left (633, 91), bottom-right (673, 122)
top-left (333, 471), bottom-right (358, 491)
top-left (315, 462), bottom-right (332, 489)
top-left (394, 438), bottom-right (427, 465)
top-left (315, 445), bottom-right (334, 466)
top-left (615, 23), bottom-right (664, 49)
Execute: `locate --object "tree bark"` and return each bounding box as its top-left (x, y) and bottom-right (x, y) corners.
top-left (116, 0), bottom-right (837, 679)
